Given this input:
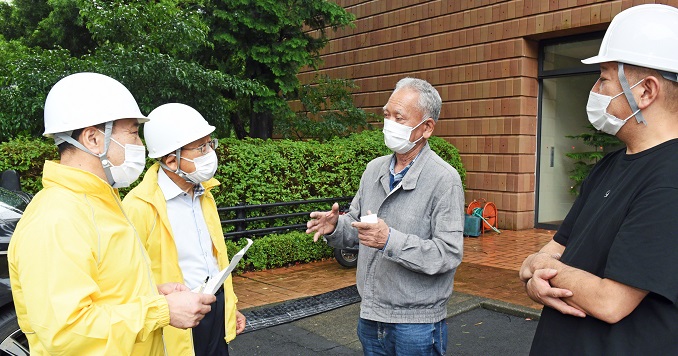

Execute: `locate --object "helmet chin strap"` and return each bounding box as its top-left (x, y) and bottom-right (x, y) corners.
top-left (618, 62), bottom-right (647, 126)
top-left (54, 121), bottom-right (117, 185)
top-left (158, 148), bottom-right (197, 185)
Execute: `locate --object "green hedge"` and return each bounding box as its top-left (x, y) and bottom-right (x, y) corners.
top-left (0, 136), bottom-right (57, 193)
top-left (225, 231), bottom-right (334, 272)
top-left (0, 130), bottom-right (465, 198)
top-left (214, 129), bottom-right (465, 206)
top-left (0, 129), bottom-right (465, 271)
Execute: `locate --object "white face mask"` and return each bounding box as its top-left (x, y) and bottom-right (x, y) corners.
top-left (176, 150), bottom-right (218, 184)
top-left (586, 79), bottom-right (643, 136)
top-left (383, 118), bottom-right (427, 154)
top-left (108, 137), bottom-right (146, 188)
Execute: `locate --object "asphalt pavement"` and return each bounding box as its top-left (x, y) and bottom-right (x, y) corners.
top-left (229, 292), bottom-right (540, 355)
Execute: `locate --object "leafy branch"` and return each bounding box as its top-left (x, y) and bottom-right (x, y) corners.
top-left (565, 125), bottom-right (621, 195)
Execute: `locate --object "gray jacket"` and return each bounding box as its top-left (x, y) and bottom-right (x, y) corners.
top-left (326, 143), bottom-right (464, 323)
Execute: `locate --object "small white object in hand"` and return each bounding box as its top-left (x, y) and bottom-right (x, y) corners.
top-left (360, 214), bottom-right (378, 224)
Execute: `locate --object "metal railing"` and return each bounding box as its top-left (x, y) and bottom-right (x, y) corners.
top-left (219, 196), bottom-right (353, 239)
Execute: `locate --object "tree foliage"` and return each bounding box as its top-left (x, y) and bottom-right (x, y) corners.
top-left (206, 0), bottom-right (354, 94)
top-left (277, 75), bottom-right (378, 141)
top-left (0, 40), bottom-right (269, 141)
top-left (0, 40), bottom-right (86, 139)
top-left (80, 0), bottom-right (207, 59)
top-left (8, 0), bottom-right (95, 56)
top-left (197, 0), bottom-right (357, 138)
top-left (0, 0), bottom-right (269, 141)
top-left (0, 0), bottom-right (366, 142)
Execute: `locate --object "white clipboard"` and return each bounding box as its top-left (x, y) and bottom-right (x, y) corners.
top-left (193, 238), bottom-right (253, 295)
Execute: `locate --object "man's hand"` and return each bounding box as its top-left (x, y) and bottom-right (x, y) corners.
top-left (235, 310), bottom-right (246, 334)
top-left (306, 202), bottom-right (340, 242)
top-left (157, 282), bottom-right (189, 295)
top-left (519, 251), bottom-right (562, 283)
top-left (519, 252), bottom-right (540, 282)
top-left (165, 292), bottom-right (216, 329)
top-left (526, 268), bottom-right (586, 318)
top-left (351, 212), bottom-right (389, 249)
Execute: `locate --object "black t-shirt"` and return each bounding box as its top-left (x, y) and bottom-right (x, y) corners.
top-left (531, 139), bottom-right (678, 355)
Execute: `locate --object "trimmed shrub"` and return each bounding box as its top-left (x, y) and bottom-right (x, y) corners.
top-left (0, 136), bottom-right (58, 193)
top-left (225, 231), bottom-right (334, 272)
top-left (214, 130), bottom-right (465, 207)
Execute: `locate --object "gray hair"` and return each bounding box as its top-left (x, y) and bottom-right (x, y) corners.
top-left (394, 77), bottom-right (442, 122)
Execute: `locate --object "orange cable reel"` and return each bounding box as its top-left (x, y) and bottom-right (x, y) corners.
top-left (467, 199), bottom-right (501, 234)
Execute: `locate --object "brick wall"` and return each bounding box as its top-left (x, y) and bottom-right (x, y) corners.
top-left (299, 0), bottom-right (678, 230)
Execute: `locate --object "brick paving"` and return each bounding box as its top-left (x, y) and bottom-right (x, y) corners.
top-left (233, 260), bottom-right (357, 310)
top-left (233, 229), bottom-right (556, 312)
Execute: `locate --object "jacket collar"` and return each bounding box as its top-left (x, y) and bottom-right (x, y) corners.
top-left (42, 160), bottom-right (118, 197)
top-left (378, 142), bottom-right (431, 194)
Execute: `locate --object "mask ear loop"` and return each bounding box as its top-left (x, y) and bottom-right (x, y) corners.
top-left (411, 117), bottom-right (431, 144)
top-left (618, 63), bottom-right (646, 126)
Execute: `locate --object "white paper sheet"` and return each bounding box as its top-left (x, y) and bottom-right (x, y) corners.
top-left (193, 238), bottom-right (253, 295)
top-left (360, 214), bottom-right (378, 223)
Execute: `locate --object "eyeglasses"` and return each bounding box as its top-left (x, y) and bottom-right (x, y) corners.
top-left (183, 138), bottom-right (218, 155)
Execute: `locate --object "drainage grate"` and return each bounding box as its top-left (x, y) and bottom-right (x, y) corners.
top-left (242, 285), bottom-right (361, 333)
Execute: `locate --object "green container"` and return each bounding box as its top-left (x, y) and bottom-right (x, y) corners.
top-left (463, 214), bottom-right (481, 237)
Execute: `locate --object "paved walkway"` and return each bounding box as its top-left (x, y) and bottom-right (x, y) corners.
top-left (233, 228), bottom-right (554, 312)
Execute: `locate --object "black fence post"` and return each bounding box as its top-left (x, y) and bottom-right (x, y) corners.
top-left (235, 202), bottom-right (247, 233)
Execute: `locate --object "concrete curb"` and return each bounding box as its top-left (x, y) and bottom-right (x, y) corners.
top-left (481, 299), bottom-right (542, 320)
top-left (447, 292), bottom-right (542, 320)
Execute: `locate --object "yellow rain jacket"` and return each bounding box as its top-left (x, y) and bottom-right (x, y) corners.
top-left (8, 161), bottom-right (170, 355)
top-left (123, 163), bottom-right (238, 356)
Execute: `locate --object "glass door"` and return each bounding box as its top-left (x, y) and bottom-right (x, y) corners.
top-left (536, 36), bottom-right (603, 228)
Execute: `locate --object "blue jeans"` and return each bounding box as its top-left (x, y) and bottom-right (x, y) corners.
top-left (357, 317), bottom-right (447, 356)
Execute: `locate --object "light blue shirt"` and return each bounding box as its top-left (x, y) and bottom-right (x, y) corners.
top-left (157, 169), bottom-right (220, 289)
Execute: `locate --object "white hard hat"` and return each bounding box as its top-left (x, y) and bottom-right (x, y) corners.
top-left (582, 4), bottom-right (678, 78)
top-left (43, 72), bottom-right (148, 137)
top-left (145, 103), bottom-right (216, 158)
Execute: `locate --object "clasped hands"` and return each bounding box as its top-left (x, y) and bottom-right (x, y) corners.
top-left (519, 253), bottom-right (586, 318)
top-left (306, 204), bottom-right (389, 249)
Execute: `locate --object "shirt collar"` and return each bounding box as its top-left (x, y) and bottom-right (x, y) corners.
top-left (389, 150), bottom-right (421, 177)
top-left (388, 150), bottom-right (422, 190)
